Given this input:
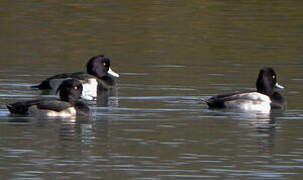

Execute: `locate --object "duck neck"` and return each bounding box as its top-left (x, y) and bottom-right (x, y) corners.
top-left (60, 96), bottom-right (75, 103)
top-left (256, 77), bottom-right (274, 96)
top-left (87, 59), bottom-right (107, 79)
top-left (258, 88), bottom-right (274, 96)
top-left (88, 69), bottom-right (106, 79)
top-left (60, 92), bottom-right (78, 103)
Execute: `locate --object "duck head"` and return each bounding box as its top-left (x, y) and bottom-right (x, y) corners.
top-left (86, 54), bottom-right (119, 79)
top-left (57, 79), bottom-right (83, 102)
top-left (256, 67), bottom-right (284, 95)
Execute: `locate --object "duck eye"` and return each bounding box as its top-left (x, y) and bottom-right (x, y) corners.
top-left (102, 62), bottom-right (106, 67)
top-left (272, 75), bottom-right (276, 79)
top-left (73, 86), bottom-right (78, 90)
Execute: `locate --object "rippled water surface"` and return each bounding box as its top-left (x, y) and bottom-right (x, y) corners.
top-left (1, 0), bottom-right (303, 179)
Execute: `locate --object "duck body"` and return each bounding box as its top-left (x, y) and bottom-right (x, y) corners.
top-left (8, 79), bottom-right (89, 117)
top-left (34, 55), bottom-right (119, 100)
top-left (202, 67), bottom-right (286, 112)
top-left (37, 72), bottom-right (95, 89)
top-left (7, 99), bottom-right (87, 117)
top-left (37, 72), bottom-right (98, 100)
top-left (203, 90), bottom-right (272, 113)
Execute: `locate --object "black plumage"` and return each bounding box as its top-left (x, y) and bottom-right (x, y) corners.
top-left (202, 67), bottom-right (286, 110)
top-left (7, 79), bottom-right (89, 116)
top-left (34, 54), bottom-right (119, 90)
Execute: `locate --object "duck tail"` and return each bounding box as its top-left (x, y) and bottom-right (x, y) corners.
top-left (6, 104), bottom-right (17, 113)
top-left (200, 98), bottom-right (211, 106)
top-left (200, 97), bottom-right (219, 108)
top-left (200, 98), bottom-right (209, 103)
top-left (31, 81), bottom-right (50, 89)
top-left (31, 84), bottom-right (40, 88)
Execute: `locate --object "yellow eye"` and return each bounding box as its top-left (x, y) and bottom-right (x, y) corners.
top-left (272, 75), bottom-right (276, 79)
top-left (103, 62), bottom-right (106, 66)
top-left (73, 86), bottom-right (78, 90)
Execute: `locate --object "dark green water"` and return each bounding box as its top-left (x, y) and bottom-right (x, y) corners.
top-left (1, 0), bottom-right (303, 179)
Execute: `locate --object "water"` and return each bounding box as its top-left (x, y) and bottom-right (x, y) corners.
top-left (1, 0), bottom-right (303, 179)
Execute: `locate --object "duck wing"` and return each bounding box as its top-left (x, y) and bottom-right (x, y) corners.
top-left (35, 100), bottom-right (72, 112)
top-left (7, 98), bottom-right (73, 114)
top-left (7, 99), bottom-right (49, 114)
top-left (202, 90), bottom-right (269, 108)
top-left (35, 72), bottom-right (94, 89)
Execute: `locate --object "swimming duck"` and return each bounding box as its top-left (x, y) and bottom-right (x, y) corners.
top-left (33, 54), bottom-right (119, 100)
top-left (202, 67), bottom-right (286, 112)
top-left (7, 79), bottom-right (89, 117)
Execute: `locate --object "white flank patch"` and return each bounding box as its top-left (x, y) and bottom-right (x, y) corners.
top-left (28, 106), bottom-right (76, 117)
top-left (224, 92), bottom-right (271, 113)
top-left (81, 78), bottom-right (98, 101)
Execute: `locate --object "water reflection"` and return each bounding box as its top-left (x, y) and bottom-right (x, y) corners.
top-left (96, 87), bottom-right (119, 107)
top-left (8, 79), bottom-right (298, 171)
top-left (1, 99), bottom-right (303, 179)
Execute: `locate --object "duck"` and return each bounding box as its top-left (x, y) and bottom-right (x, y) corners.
top-left (201, 67), bottom-right (286, 112)
top-left (33, 54), bottom-right (119, 100)
top-left (7, 79), bottom-right (89, 117)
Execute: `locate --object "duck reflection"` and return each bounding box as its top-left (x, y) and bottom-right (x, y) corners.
top-left (6, 113), bottom-right (112, 160)
top-left (96, 87), bottom-right (119, 107)
top-left (55, 117), bottom-right (111, 160)
top-left (205, 108), bottom-right (284, 152)
top-left (237, 111), bottom-right (285, 152)
top-left (236, 112), bottom-right (275, 129)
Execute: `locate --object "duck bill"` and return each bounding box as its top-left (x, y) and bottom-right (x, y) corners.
top-left (275, 82), bottom-right (284, 90)
top-left (108, 68), bottom-right (120, 78)
top-left (81, 95), bottom-right (96, 101)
